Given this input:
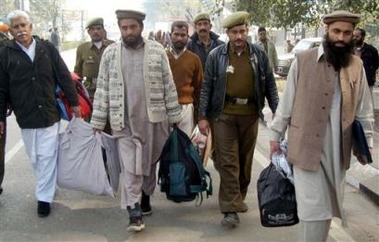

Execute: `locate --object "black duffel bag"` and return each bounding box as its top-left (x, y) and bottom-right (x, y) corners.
top-left (257, 163), bottom-right (299, 227)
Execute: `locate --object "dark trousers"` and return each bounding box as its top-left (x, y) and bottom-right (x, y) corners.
top-left (211, 114), bottom-right (259, 213)
top-left (0, 122), bottom-right (6, 189)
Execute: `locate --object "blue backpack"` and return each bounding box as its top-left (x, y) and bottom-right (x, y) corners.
top-left (158, 127), bottom-right (212, 204)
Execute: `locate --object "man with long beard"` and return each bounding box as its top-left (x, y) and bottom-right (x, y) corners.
top-left (269, 10), bottom-right (374, 241)
top-left (166, 21), bottom-right (203, 136)
top-left (91, 10), bottom-right (181, 232)
top-left (352, 28), bottom-right (379, 98)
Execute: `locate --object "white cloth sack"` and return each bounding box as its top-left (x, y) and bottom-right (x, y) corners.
top-left (57, 117), bottom-right (120, 197)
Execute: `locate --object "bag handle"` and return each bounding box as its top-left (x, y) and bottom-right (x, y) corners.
top-left (171, 127), bottom-right (179, 162)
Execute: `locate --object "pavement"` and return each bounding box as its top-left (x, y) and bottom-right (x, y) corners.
top-left (345, 87), bottom-right (379, 206)
top-left (3, 117), bottom-right (378, 241)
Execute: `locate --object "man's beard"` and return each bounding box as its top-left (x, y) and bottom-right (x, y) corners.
top-left (353, 38), bottom-right (364, 47)
top-left (323, 33), bottom-right (353, 71)
top-left (172, 41), bottom-right (186, 51)
top-left (123, 35), bottom-right (143, 48)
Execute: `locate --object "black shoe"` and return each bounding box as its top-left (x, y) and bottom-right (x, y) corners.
top-left (141, 192), bottom-right (152, 216)
top-left (37, 201), bottom-right (50, 217)
top-left (127, 203), bottom-right (145, 232)
top-left (0, 186), bottom-right (3, 195)
top-left (221, 212), bottom-right (240, 227)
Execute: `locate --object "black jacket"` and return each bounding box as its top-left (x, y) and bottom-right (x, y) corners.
top-left (199, 42), bottom-right (279, 120)
top-left (0, 39), bottom-right (78, 128)
top-left (187, 31), bottom-right (224, 69)
top-left (359, 43), bottom-right (379, 86)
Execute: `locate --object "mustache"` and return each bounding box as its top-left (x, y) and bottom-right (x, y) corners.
top-left (199, 29), bottom-right (207, 33)
top-left (16, 31), bottom-right (27, 37)
top-left (333, 41), bottom-right (347, 46)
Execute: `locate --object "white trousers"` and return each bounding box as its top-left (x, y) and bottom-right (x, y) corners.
top-left (298, 219), bottom-right (331, 242)
top-left (178, 103), bottom-right (194, 137)
top-left (121, 163), bottom-right (157, 209)
top-left (21, 122), bottom-right (60, 203)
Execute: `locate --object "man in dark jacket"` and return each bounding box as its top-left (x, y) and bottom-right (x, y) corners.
top-left (353, 28), bottom-right (379, 97)
top-left (0, 22), bottom-right (10, 196)
top-left (187, 12), bottom-right (223, 69)
top-left (198, 11), bottom-right (278, 227)
top-left (0, 10), bottom-right (80, 217)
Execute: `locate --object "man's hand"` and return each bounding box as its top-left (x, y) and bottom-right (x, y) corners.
top-left (6, 104), bottom-right (12, 117)
top-left (71, 105), bottom-right (81, 118)
top-left (269, 140), bottom-right (281, 160)
top-left (93, 128), bottom-right (102, 133)
top-left (198, 119), bottom-right (209, 136)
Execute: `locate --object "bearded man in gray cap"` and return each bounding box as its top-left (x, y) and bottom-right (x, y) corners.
top-left (269, 10), bottom-right (374, 241)
top-left (90, 9), bottom-right (181, 232)
top-left (198, 11), bottom-right (278, 227)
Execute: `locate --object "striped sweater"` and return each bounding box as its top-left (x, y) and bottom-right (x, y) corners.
top-left (91, 39), bottom-right (182, 131)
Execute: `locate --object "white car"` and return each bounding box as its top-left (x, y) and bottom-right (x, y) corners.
top-left (276, 37), bottom-right (322, 77)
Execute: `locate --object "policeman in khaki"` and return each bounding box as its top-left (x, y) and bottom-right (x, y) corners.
top-left (198, 11), bottom-right (278, 227)
top-left (74, 17), bottom-right (114, 101)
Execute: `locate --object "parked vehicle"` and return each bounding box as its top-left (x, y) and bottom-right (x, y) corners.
top-left (276, 37), bottom-right (322, 77)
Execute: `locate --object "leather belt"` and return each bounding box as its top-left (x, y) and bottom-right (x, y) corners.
top-left (225, 95), bottom-right (253, 105)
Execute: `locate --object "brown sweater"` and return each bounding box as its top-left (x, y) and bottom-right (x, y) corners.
top-left (166, 50), bottom-right (203, 106)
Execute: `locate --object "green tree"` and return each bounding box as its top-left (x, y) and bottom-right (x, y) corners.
top-left (220, 0), bottom-right (378, 28)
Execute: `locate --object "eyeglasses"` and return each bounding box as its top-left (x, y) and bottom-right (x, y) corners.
top-left (11, 23), bottom-right (28, 29)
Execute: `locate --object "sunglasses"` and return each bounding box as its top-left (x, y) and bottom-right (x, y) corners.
top-left (11, 23), bottom-right (28, 29)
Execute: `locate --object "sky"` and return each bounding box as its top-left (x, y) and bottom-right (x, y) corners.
top-left (64, 0), bottom-right (143, 25)
top-left (64, 0), bottom-right (144, 38)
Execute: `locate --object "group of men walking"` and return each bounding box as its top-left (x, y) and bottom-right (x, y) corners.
top-left (0, 7), bottom-right (376, 242)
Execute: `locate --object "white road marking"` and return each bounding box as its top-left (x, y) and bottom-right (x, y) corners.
top-left (5, 139), bottom-right (24, 164)
top-left (254, 148), bottom-right (356, 242)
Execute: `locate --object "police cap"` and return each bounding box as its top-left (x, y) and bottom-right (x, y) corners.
top-left (86, 17), bottom-right (104, 29)
top-left (222, 11), bottom-right (250, 29)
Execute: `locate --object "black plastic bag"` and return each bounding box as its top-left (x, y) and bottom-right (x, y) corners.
top-left (257, 163), bottom-right (299, 227)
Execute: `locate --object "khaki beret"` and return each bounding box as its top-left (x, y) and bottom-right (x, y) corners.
top-left (193, 13), bottom-right (210, 24)
top-left (86, 17), bottom-right (104, 29)
top-left (222, 11), bottom-right (250, 29)
top-left (115, 9), bottom-right (146, 21)
top-left (322, 10), bottom-right (360, 25)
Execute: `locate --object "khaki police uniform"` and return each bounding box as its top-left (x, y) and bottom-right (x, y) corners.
top-left (74, 39), bottom-right (114, 99)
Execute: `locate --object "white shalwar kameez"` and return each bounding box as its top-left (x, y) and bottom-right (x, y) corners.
top-left (21, 122), bottom-right (60, 203)
top-left (269, 51), bottom-right (374, 241)
top-left (114, 42), bottom-right (170, 209)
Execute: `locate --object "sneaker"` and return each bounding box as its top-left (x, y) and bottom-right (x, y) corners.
top-left (37, 201), bottom-right (50, 217)
top-left (127, 203), bottom-right (145, 232)
top-left (221, 212), bottom-right (240, 227)
top-left (141, 192), bottom-right (152, 216)
top-left (237, 202), bottom-right (248, 213)
top-left (127, 215), bottom-right (145, 232)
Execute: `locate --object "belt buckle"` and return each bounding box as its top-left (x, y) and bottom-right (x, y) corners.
top-left (235, 98), bottom-right (248, 105)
